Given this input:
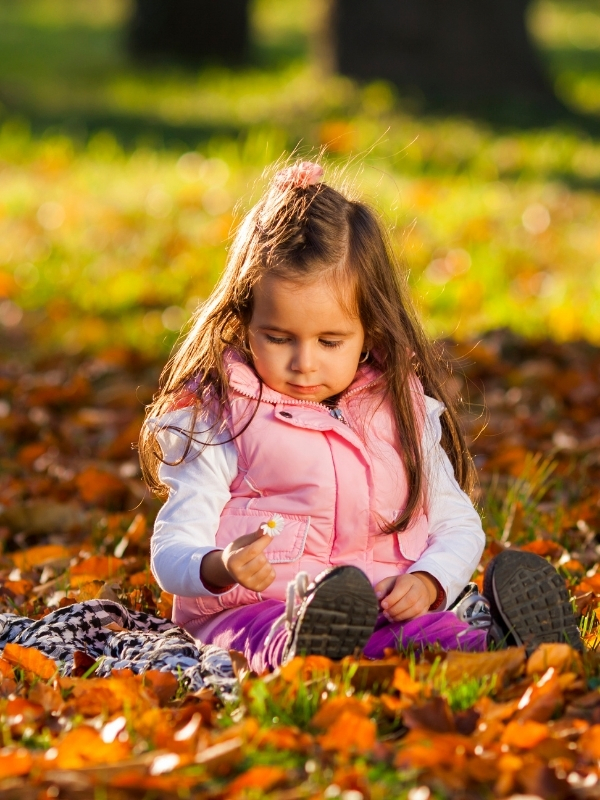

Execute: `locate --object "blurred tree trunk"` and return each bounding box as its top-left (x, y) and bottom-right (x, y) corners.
top-left (127, 0), bottom-right (250, 65)
top-left (329, 0), bottom-right (556, 106)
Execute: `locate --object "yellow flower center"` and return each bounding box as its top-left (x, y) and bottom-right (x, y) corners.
top-left (267, 520), bottom-right (277, 528)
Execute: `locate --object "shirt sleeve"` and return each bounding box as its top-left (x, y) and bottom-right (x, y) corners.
top-left (406, 395), bottom-right (486, 609)
top-left (149, 408), bottom-right (239, 597)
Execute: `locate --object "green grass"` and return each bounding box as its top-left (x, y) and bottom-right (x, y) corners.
top-left (2, 0), bottom-right (600, 356)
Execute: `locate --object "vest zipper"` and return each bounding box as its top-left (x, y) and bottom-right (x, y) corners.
top-left (232, 377), bottom-right (381, 414)
top-left (329, 407), bottom-right (348, 426)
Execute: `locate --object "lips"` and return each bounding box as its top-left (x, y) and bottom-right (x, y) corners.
top-left (288, 383), bottom-right (322, 394)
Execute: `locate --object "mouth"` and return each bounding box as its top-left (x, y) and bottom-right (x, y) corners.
top-left (288, 383), bottom-right (322, 394)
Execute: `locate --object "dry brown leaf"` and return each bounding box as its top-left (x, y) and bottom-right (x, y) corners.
top-left (28, 682), bottom-right (64, 713)
top-left (143, 670), bottom-right (179, 705)
top-left (403, 696), bottom-right (456, 733)
top-left (444, 647), bottom-right (526, 685)
top-left (526, 644), bottom-right (581, 676)
top-left (349, 658), bottom-right (398, 691)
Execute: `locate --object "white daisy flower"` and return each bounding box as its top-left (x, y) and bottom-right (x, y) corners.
top-left (260, 513), bottom-right (285, 538)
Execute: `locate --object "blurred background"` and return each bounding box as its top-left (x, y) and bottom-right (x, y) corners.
top-left (1, 0), bottom-right (600, 360)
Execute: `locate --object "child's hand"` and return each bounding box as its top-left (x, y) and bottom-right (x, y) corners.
top-left (220, 529), bottom-right (276, 592)
top-left (374, 572), bottom-right (439, 622)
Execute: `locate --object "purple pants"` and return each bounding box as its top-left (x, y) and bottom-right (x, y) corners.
top-left (194, 600), bottom-right (487, 674)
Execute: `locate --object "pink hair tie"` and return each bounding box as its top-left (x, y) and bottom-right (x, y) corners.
top-left (273, 161), bottom-right (324, 190)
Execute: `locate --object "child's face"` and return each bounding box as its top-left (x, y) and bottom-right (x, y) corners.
top-left (248, 274), bottom-right (366, 403)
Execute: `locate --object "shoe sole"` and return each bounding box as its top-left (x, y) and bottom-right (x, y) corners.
top-left (484, 550), bottom-right (582, 655)
top-left (292, 566), bottom-right (378, 660)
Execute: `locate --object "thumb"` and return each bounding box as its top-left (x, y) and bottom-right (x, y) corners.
top-left (374, 576), bottom-right (396, 599)
top-left (232, 527), bottom-right (272, 552)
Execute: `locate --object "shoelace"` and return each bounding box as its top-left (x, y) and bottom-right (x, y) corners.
top-left (264, 571), bottom-right (310, 648)
top-left (459, 595), bottom-right (493, 629)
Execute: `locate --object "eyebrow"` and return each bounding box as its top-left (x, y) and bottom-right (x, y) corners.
top-left (259, 325), bottom-right (352, 337)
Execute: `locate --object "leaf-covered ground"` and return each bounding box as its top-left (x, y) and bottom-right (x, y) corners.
top-left (1, 326), bottom-right (600, 799)
top-left (2, 3), bottom-right (600, 796)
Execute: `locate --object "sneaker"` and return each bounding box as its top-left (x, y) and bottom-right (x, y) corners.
top-left (279, 566), bottom-right (379, 663)
top-left (450, 582), bottom-right (505, 648)
top-left (483, 549), bottom-right (583, 655)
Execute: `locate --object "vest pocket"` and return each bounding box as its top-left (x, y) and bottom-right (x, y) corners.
top-left (396, 513), bottom-right (430, 562)
top-left (216, 508), bottom-right (311, 563)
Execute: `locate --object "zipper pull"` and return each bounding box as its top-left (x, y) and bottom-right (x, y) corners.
top-left (330, 407), bottom-right (348, 425)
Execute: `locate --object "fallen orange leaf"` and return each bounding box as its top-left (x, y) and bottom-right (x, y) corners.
top-left (1, 579), bottom-right (34, 596)
top-left (0, 747), bottom-right (33, 779)
top-left (3, 643), bottom-right (58, 680)
top-left (71, 555), bottom-right (125, 580)
top-left (395, 730), bottom-right (471, 769)
top-left (578, 724), bottom-right (600, 761)
top-left (48, 725), bottom-right (131, 769)
top-left (501, 720), bottom-right (550, 749)
top-left (392, 666), bottom-right (422, 695)
top-left (0, 659), bottom-right (14, 679)
top-left (11, 544), bottom-right (73, 571)
top-left (75, 467), bottom-right (128, 506)
top-left (317, 710), bottom-right (376, 753)
top-left (521, 541), bottom-right (564, 561)
top-left (228, 765), bottom-right (288, 794)
top-left (279, 655), bottom-right (335, 683)
top-left (311, 696), bottom-right (373, 729)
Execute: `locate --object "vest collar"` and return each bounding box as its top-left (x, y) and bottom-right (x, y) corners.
top-left (224, 349), bottom-right (382, 405)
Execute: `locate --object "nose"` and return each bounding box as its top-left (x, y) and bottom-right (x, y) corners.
top-left (290, 342), bottom-right (316, 374)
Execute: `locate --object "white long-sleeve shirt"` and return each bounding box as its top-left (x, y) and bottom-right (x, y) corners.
top-left (150, 396), bottom-right (485, 609)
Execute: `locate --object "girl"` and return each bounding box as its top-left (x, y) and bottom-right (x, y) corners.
top-left (140, 161), bottom-right (581, 673)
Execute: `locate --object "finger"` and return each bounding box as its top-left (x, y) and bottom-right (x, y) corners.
top-left (235, 532), bottom-right (273, 564)
top-left (386, 586), bottom-right (427, 621)
top-left (252, 564), bottom-right (276, 591)
top-left (380, 578), bottom-right (412, 609)
top-left (228, 550), bottom-right (268, 581)
top-left (232, 528), bottom-right (271, 551)
top-left (388, 596), bottom-right (430, 622)
top-left (374, 577), bottom-right (396, 599)
top-left (242, 562), bottom-right (276, 592)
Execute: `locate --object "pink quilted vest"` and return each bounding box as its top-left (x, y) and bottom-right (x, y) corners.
top-left (173, 352), bottom-right (430, 628)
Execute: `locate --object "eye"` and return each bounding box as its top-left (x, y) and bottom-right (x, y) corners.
top-left (265, 334), bottom-right (289, 345)
top-left (320, 339), bottom-right (343, 348)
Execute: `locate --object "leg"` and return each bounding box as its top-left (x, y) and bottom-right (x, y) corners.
top-left (363, 611), bottom-right (487, 659)
top-left (196, 600), bottom-right (289, 673)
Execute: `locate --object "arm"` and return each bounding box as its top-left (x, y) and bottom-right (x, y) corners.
top-left (150, 408), bottom-right (239, 597)
top-left (405, 395), bottom-right (486, 609)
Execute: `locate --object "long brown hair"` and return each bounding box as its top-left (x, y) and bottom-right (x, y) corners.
top-left (139, 162), bottom-right (476, 531)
